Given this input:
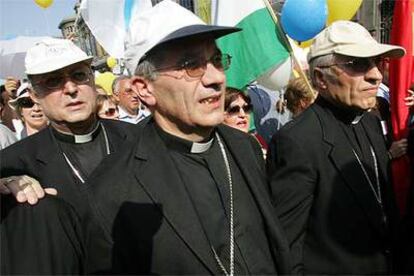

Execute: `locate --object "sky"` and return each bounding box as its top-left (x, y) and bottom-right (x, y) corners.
top-left (1, 0), bottom-right (78, 40)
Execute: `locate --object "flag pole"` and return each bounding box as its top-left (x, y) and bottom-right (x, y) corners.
top-left (261, 0), bottom-right (314, 93)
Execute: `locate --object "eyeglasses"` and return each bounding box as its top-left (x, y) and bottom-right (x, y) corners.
top-left (33, 68), bottom-right (92, 91)
top-left (18, 97), bottom-right (35, 108)
top-left (99, 107), bottom-right (118, 117)
top-left (318, 57), bottom-right (383, 74)
top-left (226, 104), bottom-right (252, 115)
top-left (154, 53), bottom-right (232, 78)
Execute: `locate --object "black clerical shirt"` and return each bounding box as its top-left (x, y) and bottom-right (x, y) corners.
top-left (52, 122), bottom-right (109, 184)
top-left (156, 126), bottom-right (276, 275)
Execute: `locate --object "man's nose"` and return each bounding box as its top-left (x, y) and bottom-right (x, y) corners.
top-left (365, 65), bottom-right (383, 84)
top-left (201, 62), bottom-right (226, 88)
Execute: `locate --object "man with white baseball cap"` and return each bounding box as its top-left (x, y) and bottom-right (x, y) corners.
top-left (267, 20), bottom-right (405, 274)
top-left (86, 0), bottom-right (291, 274)
top-left (1, 38), bottom-right (140, 274)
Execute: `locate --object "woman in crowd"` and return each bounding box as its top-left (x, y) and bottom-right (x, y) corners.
top-left (96, 94), bottom-right (119, 120)
top-left (224, 87), bottom-right (267, 157)
top-left (9, 83), bottom-right (48, 140)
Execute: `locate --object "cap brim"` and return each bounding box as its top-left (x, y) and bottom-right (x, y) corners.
top-left (8, 94), bottom-right (30, 110)
top-left (160, 24), bottom-right (241, 45)
top-left (335, 43), bottom-right (406, 59)
top-left (143, 25), bottom-right (241, 60)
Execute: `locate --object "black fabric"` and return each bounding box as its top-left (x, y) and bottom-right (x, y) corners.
top-left (1, 195), bottom-right (85, 275)
top-left (85, 119), bottom-right (291, 274)
top-left (266, 97), bottom-right (398, 274)
top-left (0, 119), bottom-right (143, 274)
top-left (55, 126), bottom-right (107, 181)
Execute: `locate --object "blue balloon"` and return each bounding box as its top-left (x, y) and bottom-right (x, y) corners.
top-left (281, 0), bottom-right (327, 42)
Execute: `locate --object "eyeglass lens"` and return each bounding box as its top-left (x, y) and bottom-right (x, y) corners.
top-left (341, 57), bottom-right (382, 73)
top-left (18, 98), bottom-right (35, 108)
top-left (105, 108), bottom-right (117, 116)
top-left (42, 68), bottom-right (91, 90)
top-left (184, 53), bottom-right (232, 77)
top-left (227, 104), bottom-right (252, 114)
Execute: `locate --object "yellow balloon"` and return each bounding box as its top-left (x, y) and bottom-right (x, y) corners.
top-left (95, 72), bottom-right (116, 95)
top-left (106, 57), bottom-right (117, 69)
top-left (296, 39), bottom-right (313, 49)
top-left (327, 0), bottom-right (363, 25)
top-left (34, 0), bottom-right (53, 9)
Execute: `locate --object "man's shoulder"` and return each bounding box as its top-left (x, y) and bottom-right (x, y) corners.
top-left (101, 117), bottom-right (149, 134)
top-left (276, 106), bottom-right (321, 139)
top-left (1, 127), bottom-right (51, 156)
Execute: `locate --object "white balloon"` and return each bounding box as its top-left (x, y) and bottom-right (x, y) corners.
top-left (257, 57), bottom-right (293, 91)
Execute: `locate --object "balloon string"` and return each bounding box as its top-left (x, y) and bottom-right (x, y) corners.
top-left (261, 0), bottom-right (315, 94)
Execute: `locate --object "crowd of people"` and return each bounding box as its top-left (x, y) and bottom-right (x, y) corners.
top-left (1, 0), bottom-right (414, 275)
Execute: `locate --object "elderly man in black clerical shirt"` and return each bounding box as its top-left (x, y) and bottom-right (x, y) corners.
top-left (266, 20), bottom-right (405, 275)
top-left (0, 38), bottom-right (140, 274)
top-left (84, 1), bottom-right (291, 274)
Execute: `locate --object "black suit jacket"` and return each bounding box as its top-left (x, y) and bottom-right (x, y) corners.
top-left (86, 119), bottom-right (291, 274)
top-left (1, 195), bottom-right (85, 275)
top-left (0, 119), bottom-right (140, 216)
top-left (267, 99), bottom-right (398, 274)
top-left (0, 119), bottom-right (142, 275)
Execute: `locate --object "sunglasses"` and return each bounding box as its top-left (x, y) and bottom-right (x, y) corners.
top-left (226, 104), bottom-right (252, 115)
top-left (319, 57), bottom-right (383, 73)
top-left (18, 97), bottom-right (35, 108)
top-left (154, 53), bottom-right (232, 78)
top-left (99, 107), bottom-right (118, 117)
top-left (33, 68), bottom-right (92, 91)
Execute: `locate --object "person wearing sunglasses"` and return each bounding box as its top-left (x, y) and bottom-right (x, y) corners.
top-left (223, 87), bottom-right (253, 133)
top-left (8, 82), bottom-right (48, 139)
top-left (84, 1), bottom-right (290, 274)
top-left (0, 38), bottom-right (142, 274)
top-left (267, 21), bottom-right (405, 275)
top-left (96, 94), bottom-right (119, 120)
top-left (224, 87), bottom-right (267, 157)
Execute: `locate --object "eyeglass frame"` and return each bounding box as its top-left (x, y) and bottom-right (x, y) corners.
top-left (31, 66), bottom-right (93, 92)
top-left (17, 97), bottom-right (37, 109)
top-left (225, 104), bottom-right (253, 115)
top-left (317, 56), bottom-right (384, 74)
top-left (152, 52), bottom-right (232, 78)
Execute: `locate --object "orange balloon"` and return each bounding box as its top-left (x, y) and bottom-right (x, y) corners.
top-left (34, 0), bottom-right (53, 9)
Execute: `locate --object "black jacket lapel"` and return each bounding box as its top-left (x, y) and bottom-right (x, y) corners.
top-left (314, 105), bottom-right (385, 234)
top-left (132, 122), bottom-right (220, 274)
top-left (217, 125), bottom-right (291, 274)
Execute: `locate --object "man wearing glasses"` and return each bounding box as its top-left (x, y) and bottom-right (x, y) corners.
top-left (0, 38), bottom-right (140, 274)
top-left (267, 20), bottom-right (405, 274)
top-left (112, 75), bottom-right (150, 124)
top-left (85, 1), bottom-right (290, 274)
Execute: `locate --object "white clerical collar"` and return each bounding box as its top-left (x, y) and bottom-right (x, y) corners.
top-left (53, 122), bottom-right (101, 144)
top-left (190, 138), bottom-right (214, 153)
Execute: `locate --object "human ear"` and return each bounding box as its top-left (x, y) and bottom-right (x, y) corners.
top-left (130, 76), bottom-right (156, 107)
top-left (314, 68), bottom-right (328, 90)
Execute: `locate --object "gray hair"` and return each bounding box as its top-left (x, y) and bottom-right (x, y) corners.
top-left (134, 60), bottom-right (159, 81)
top-left (112, 75), bottom-right (130, 95)
top-left (308, 54), bottom-right (336, 88)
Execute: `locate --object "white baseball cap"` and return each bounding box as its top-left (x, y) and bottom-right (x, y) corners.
top-left (124, 0), bottom-right (240, 74)
top-left (8, 82), bottom-right (30, 110)
top-left (25, 38), bottom-right (93, 75)
top-left (308, 20), bottom-right (405, 61)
